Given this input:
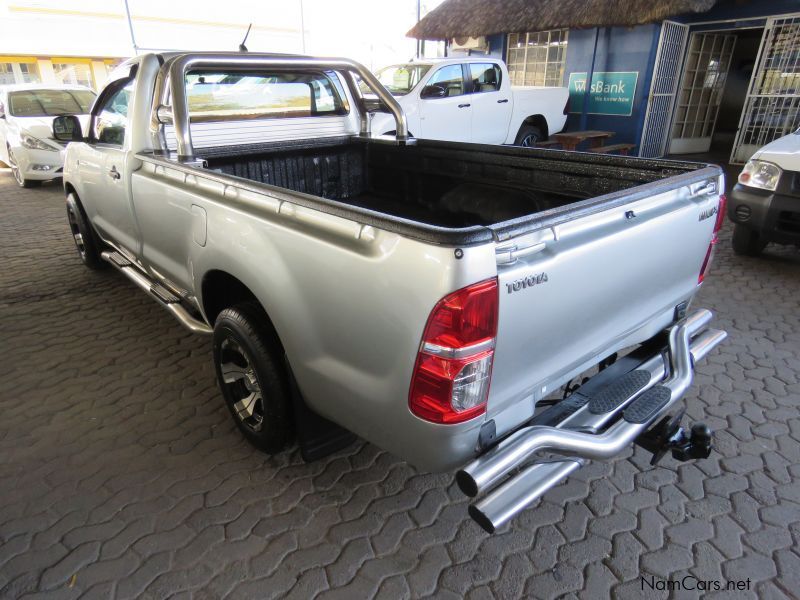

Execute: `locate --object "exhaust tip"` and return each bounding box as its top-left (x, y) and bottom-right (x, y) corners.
top-left (456, 470), bottom-right (479, 497)
top-left (468, 504), bottom-right (496, 534)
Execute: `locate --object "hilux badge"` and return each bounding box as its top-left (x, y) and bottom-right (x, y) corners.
top-left (506, 272), bottom-right (549, 294)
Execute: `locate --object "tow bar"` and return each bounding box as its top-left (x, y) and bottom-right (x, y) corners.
top-left (635, 410), bottom-right (714, 465)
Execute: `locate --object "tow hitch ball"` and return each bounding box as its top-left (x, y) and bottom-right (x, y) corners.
top-left (635, 410), bottom-right (713, 465)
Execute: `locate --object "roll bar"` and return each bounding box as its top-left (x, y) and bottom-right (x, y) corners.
top-left (150, 52), bottom-right (410, 159)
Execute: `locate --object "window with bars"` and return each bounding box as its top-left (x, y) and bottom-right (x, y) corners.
top-left (507, 29), bottom-right (569, 87)
top-left (0, 62), bottom-right (39, 85)
top-left (52, 62), bottom-right (94, 89)
top-left (0, 64), bottom-right (14, 85)
top-left (18, 63), bottom-right (38, 83)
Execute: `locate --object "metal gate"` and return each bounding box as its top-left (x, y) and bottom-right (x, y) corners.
top-left (639, 21), bottom-right (689, 157)
top-left (731, 14), bottom-right (800, 163)
top-left (669, 32), bottom-right (736, 154)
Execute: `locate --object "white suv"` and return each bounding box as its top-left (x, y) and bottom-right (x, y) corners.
top-left (0, 84), bottom-right (95, 187)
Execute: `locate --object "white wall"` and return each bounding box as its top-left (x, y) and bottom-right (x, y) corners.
top-left (0, 0), bottom-right (445, 70)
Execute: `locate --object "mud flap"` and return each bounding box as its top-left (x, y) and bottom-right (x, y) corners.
top-left (285, 358), bottom-right (357, 462)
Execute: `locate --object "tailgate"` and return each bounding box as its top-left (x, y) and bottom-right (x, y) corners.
top-left (487, 174), bottom-right (722, 420)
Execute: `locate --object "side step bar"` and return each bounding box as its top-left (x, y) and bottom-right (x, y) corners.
top-left (459, 309), bottom-right (726, 533)
top-left (101, 251), bottom-right (212, 335)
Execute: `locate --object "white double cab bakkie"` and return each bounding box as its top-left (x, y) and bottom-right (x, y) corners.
top-left (0, 84), bottom-right (95, 187)
top-left (55, 52), bottom-right (726, 532)
top-left (728, 130), bottom-right (800, 256)
top-left (366, 57), bottom-right (568, 146)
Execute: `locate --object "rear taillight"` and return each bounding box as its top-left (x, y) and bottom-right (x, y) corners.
top-left (699, 194), bottom-right (726, 284)
top-left (698, 236), bottom-right (717, 284)
top-left (409, 278), bottom-right (499, 424)
top-left (714, 194), bottom-right (727, 233)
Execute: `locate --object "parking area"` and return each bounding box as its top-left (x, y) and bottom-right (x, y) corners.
top-left (1, 171), bottom-right (799, 599)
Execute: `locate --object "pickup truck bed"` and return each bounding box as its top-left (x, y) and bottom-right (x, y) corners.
top-left (204, 137), bottom-right (708, 235)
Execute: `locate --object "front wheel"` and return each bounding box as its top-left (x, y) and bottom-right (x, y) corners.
top-left (8, 149), bottom-right (41, 188)
top-left (66, 193), bottom-right (105, 269)
top-left (213, 303), bottom-right (293, 453)
top-left (732, 223), bottom-right (766, 256)
top-left (514, 125), bottom-right (544, 147)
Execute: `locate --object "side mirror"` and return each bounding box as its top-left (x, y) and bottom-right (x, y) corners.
top-left (52, 115), bottom-right (83, 142)
top-left (420, 84), bottom-right (447, 99)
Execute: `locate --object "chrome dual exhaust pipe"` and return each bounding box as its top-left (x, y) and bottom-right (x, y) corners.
top-left (461, 309), bottom-right (726, 533)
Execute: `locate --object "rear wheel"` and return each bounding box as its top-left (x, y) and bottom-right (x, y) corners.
top-left (213, 303), bottom-right (293, 453)
top-left (514, 125), bottom-right (544, 147)
top-left (732, 223), bottom-right (766, 256)
top-left (8, 148), bottom-right (41, 188)
top-left (66, 193), bottom-right (105, 269)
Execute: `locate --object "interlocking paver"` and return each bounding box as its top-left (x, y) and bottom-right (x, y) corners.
top-left (0, 171), bottom-right (798, 597)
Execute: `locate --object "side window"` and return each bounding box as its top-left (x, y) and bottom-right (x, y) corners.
top-left (426, 65), bottom-right (465, 98)
top-left (469, 63), bottom-right (502, 93)
top-left (92, 79), bottom-right (134, 146)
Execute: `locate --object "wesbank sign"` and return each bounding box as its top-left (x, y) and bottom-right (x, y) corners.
top-left (568, 71), bottom-right (639, 116)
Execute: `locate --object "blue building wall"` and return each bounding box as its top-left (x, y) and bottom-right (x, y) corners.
top-left (561, 25), bottom-right (661, 149)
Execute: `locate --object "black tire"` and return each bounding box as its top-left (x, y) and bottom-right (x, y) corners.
top-left (732, 223), bottom-right (766, 256)
top-left (514, 125), bottom-right (544, 147)
top-left (213, 303), bottom-right (293, 453)
top-left (66, 193), bottom-right (106, 269)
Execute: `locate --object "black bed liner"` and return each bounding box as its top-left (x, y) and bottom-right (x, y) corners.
top-left (139, 136), bottom-right (722, 247)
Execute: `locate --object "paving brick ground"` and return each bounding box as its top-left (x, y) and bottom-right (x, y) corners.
top-left (0, 170), bottom-right (798, 599)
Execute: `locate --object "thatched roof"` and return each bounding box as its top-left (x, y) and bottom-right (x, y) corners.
top-left (408, 0), bottom-right (719, 39)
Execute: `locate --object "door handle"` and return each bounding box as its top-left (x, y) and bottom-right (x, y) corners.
top-left (458, 103), bottom-right (471, 108)
top-left (108, 166), bottom-right (121, 180)
top-left (497, 99), bottom-right (509, 103)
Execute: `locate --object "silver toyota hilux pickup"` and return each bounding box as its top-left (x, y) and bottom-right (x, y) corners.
top-left (55, 52), bottom-right (727, 532)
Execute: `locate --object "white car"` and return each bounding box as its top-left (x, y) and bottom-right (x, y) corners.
top-left (729, 130), bottom-right (800, 255)
top-left (366, 57), bottom-right (568, 146)
top-left (0, 84), bottom-right (95, 187)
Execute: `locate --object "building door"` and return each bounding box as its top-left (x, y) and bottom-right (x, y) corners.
top-left (639, 21), bottom-right (688, 157)
top-left (669, 32), bottom-right (736, 154)
top-left (731, 15), bottom-right (800, 164)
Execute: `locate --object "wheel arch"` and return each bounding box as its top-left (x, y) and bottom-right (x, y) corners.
top-left (200, 269), bottom-right (284, 350)
top-left (517, 115), bottom-right (549, 141)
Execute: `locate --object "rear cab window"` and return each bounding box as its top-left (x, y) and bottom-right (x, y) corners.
top-left (185, 71), bottom-right (350, 122)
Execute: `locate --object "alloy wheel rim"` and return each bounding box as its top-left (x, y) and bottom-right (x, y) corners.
top-left (8, 150), bottom-right (23, 186)
top-left (520, 133), bottom-right (538, 147)
top-left (219, 337), bottom-right (265, 432)
top-left (66, 204), bottom-right (87, 259)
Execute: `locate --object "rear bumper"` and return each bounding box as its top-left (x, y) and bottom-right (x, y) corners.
top-left (729, 183), bottom-right (800, 245)
top-left (456, 308), bottom-right (726, 532)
